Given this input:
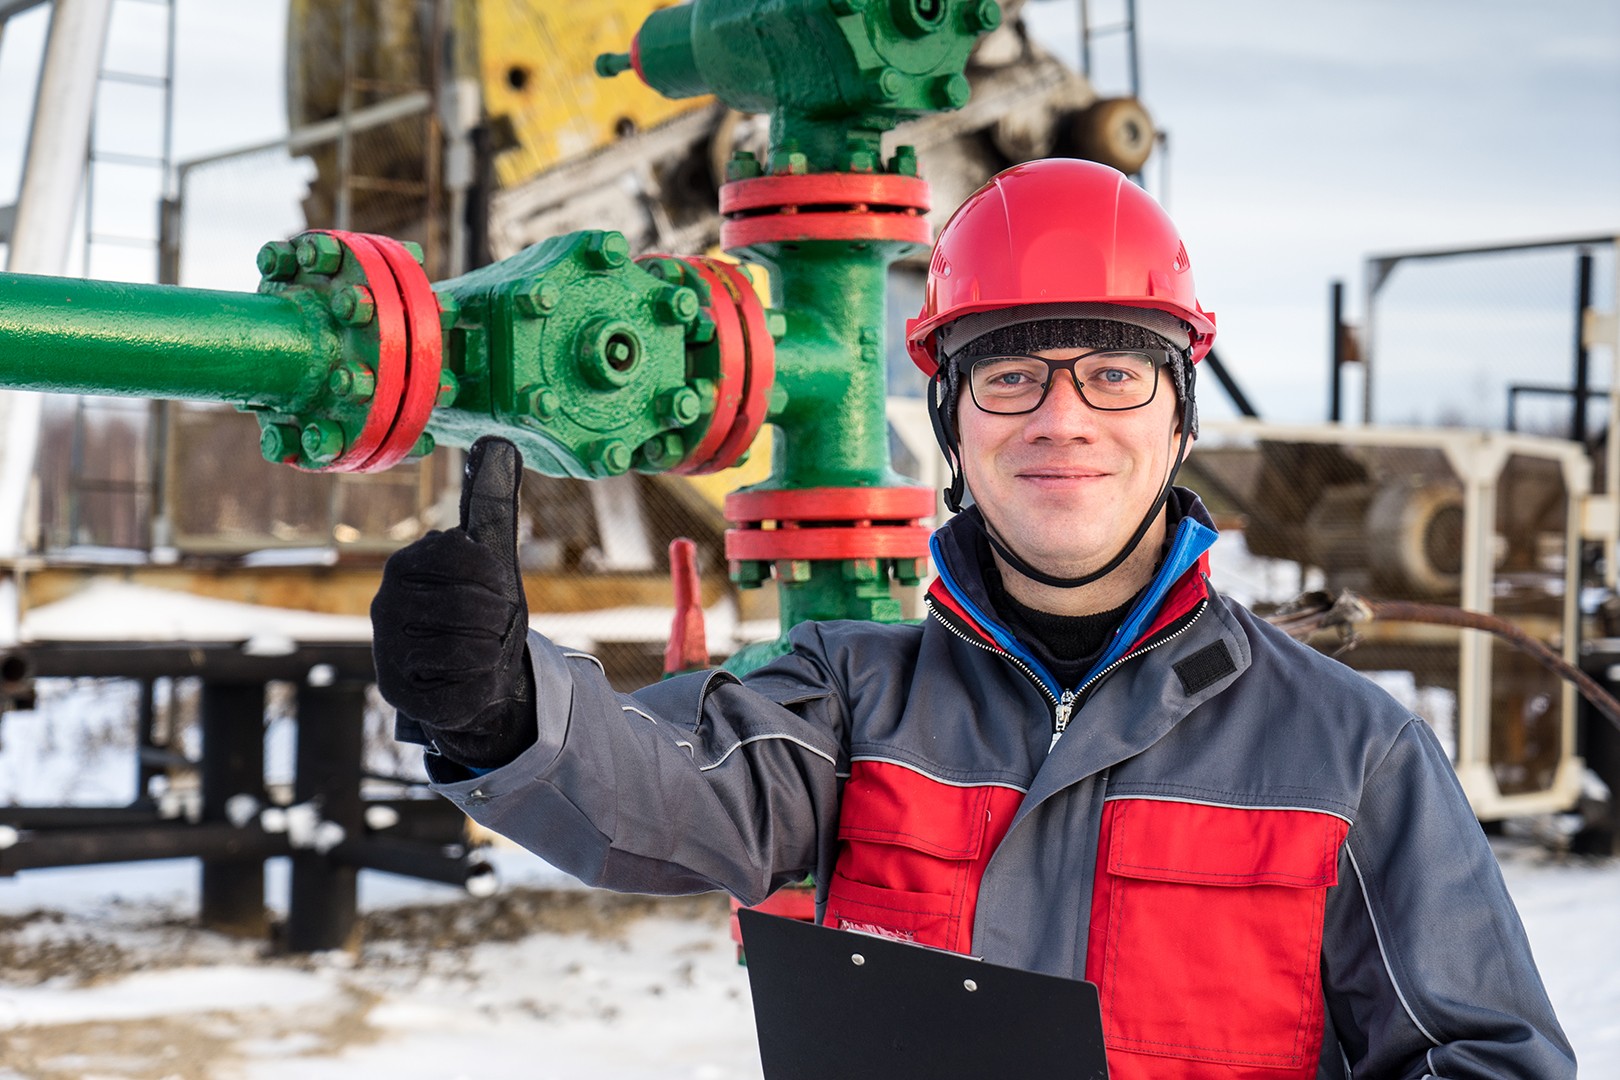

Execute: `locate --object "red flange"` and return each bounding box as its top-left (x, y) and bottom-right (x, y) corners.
top-left (308, 230), bottom-right (408, 472)
top-left (360, 233), bottom-right (443, 472)
top-left (725, 525), bottom-right (932, 561)
top-left (720, 173), bottom-right (932, 249)
top-left (727, 486), bottom-right (935, 523)
top-left (696, 258), bottom-right (775, 473)
top-left (720, 173), bottom-right (930, 215)
top-left (668, 258), bottom-right (748, 475)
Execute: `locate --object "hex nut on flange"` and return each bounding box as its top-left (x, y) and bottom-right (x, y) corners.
top-left (586, 439), bottom-right (632, 477)
top-left (259, 423), bottom-right (301, 462)
top-left (514, 280), bottom-right (561, 318)
top-left (256, 241), bottom-right (298, 281)
top-left (583, 231), bottom-right (631, 270)
top-left (301, 420), bottom-right (347, 463)
top-left (328, 363), bottom-right (377, 401)
top-left (331, 285), bottom-right (376, 326)
top-left (296, 234), bottom-right (344, 275)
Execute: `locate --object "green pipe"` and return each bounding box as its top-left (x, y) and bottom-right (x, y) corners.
top-left (0, 272), bottom-right (334, 407)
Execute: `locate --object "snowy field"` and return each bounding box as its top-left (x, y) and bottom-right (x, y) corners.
top-left (0, 684), bottom-right (1617, 1078)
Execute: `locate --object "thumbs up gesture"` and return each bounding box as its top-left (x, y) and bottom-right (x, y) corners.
top-left (371, 436), bottom-right (537, 769)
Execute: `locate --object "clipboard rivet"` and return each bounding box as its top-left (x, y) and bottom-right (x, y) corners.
top-left (963, 979), bottom-right (978, 992)
top-left (851, 953), bottom-right (865, 966)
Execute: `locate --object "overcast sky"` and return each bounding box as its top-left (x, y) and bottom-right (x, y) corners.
top-left (2, 0), bottom-right (1617, 426)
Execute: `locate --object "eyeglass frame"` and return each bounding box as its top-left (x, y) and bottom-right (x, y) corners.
top-left (960, 349), bottom-right (1177, 416)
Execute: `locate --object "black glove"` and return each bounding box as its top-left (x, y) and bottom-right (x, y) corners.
top-left (371, 436), bottom-right (537, 769)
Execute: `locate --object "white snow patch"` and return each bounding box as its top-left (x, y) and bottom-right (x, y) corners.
top-left (0, 966), bottom-right (335, 1028)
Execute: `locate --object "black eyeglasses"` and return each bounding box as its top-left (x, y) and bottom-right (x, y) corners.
top-left (964, 350), bottom-right (1173, 415)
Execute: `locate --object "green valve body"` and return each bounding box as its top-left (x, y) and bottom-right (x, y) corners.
top-left (621, 0), bottom-right (997, 170)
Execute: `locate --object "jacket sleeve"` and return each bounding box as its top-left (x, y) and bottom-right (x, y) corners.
top-left (426, 621), bottom-right (849, 905)
top-left (1321, 717), bottom-right (1575, 1079)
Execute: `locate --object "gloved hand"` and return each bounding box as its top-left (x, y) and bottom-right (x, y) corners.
top-left (371, 435), bottom-right (537, 769)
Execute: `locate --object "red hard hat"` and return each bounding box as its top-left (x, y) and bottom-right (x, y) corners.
top-left (904, 159), bottom-right (1216, 376)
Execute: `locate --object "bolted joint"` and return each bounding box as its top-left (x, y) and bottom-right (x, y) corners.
top-left (434, 290), bottom-right (461, 328)
top-left (513, 279), bottom-right (561, 318)
top-left (658, 386), bottom-right (704, 427)
top-left (585, 439), bottom-right (632, 477)
top-left (256, 241), bottom-right (298, 281)
top-left (406, 432), bottom-right (436, 460)
top-left (870, 66), bottom-right (906, 103)
top-left (726, 150), bottom-right (763, 182)
top-left (330, 284), bottom-right (376, 327)
top-left (686, 311), bottom-right (717, 344)
top-left (639, 432), bottom-right (686, 469)
top-left (769, 146), bottom-right (810, 176)
top-left (730, 559), bottom-right (768, 589)
top-left (655, 284), bottom-right (701, 325)
top-left (935, 73), bottom-right (972, 110)
top-left (841, 558), bottom-right (881, 583)
top-left (520, 384), bottom-right (561, 422)
top-left (775, 559), bottom-right (813, 584)
top-left (895, 557), bottom-right (926, 586)
top-left (765, 310), bottom-right (788, 340)
top-left (328, 362), bottom-right (377, 401)
top-left (582, 231), bottom-right (631, 270)
top-left (295, 233), bottom-right (344, 275)
top-left (436, 371), bottom-right (460, 408)
top-left (259, 422), bottom-right (302, 463)
top-left (964, 0), bottom-right (1002, 33)
top-left (401, 241), bottom-right (426, 266)
top-left (887, 144), bottom-right (920, 176)
top-left (301, 420), bottom-right (347, 464)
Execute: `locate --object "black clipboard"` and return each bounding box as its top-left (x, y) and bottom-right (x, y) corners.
top-left (737, 908), bottom-right (1109, 1080)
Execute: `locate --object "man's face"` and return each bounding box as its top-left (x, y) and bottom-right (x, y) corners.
top-left (956, 347), bottom-right (1182, 578)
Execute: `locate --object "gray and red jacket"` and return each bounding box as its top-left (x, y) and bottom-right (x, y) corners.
top-left (430, 491), bottom-right (1574, 1079)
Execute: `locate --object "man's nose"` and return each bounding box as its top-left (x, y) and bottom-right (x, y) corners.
top-left (1025, 370), bottom-right (1098, 438)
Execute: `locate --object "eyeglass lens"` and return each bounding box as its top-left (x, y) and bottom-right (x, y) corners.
top-left (969, 352), bottom-right (1162, 414)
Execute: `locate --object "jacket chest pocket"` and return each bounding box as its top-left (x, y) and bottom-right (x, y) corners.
top-left (823, 761), bottom-right (1019, 955)
top-left (1088, 798), bottom-right (1348, 1078)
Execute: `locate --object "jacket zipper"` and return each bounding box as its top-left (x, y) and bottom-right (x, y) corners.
top-left (1050, 598), bottom-right (1210, 748)
top-left (926, 595), bottom-right (1210, 748)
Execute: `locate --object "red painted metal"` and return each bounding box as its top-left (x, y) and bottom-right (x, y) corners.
top-left (721, 211), bottom-right (930, 249)
top-left (311, 230), bottom-right (407, 472)
top-left (720, 173), bottom-right (931, 248)
top-left (726, 486), bottom-right (934, 523)
top-left (719, 173), bottom-right (930, 215)
top-left (669, 258), bottom-right (746, 475)
top-left (725, 525), bottom-right (931, 561)
top-left (360, 233), bottom-right (443, 472)
top-left (698, 258), bottom-right (775, 473)
top-left (664, 538), bottom-right (710, 674)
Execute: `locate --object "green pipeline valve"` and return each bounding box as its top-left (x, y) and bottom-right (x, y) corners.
top-left (597, 0), bottom-right (1000, 172)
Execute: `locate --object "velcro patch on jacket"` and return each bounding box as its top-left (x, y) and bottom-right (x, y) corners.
top-left (1173, 641), bottom-right (1236, 695)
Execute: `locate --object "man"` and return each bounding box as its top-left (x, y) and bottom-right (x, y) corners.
top-left (371, 159), bottom-right (1574, 1078)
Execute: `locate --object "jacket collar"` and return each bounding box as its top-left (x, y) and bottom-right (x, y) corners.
top-left (925, 488), bottom-right (1220, 696)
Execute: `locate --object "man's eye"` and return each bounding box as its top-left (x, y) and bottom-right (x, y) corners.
top-left (990, 370), bottom-right (1038, 386)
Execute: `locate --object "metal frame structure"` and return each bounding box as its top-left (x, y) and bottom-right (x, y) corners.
top-left (1203, 418), bottom-right (1592, 821)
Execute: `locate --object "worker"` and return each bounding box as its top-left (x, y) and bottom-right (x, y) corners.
top-left (370, 159), bottom-right (1574, 1079)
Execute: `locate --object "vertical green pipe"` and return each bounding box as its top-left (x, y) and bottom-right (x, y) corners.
top-left (735, 239), bottom-right (921, 636)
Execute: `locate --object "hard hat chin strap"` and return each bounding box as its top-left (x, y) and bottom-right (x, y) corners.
top-left (936, 361), bottom-right (1197, 591)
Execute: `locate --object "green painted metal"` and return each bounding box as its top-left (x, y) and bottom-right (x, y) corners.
top-left (426, 230), bottom-right (718, 480)
top-left (0, 270), bottom-right (334, 404)
top-left (600, 0), bottom-right (999, 172)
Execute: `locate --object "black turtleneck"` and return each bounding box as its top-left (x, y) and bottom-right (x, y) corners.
top-left (982, 556), bottom-right (1145, 689)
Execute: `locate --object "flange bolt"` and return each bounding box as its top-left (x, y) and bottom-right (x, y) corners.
top-left (259, 423), bottom-right (301, 463)
top-left (583, 231), bottom-right (631, 270)
top-left (936, 74), bottom-right (971, 109)
top-left (586, 440), bottom-right (632, 477)
top-left (256, 241), bottom-right (298, 281)
top-left (514, 279), bottom-right (561, 318)
top-left (328, 363), bottom-right (377, 401)
top-left (331, 285), bottom-right (376, 326)
top-left (295, 234), bottom-right (344, 274)
top-left (965, 0), bottom-right (1002, 32)
top-left (301, 420), bottom-right (347, 464)
top-left (658, 386), bottom-right (703, 427)
top-left (656, 285), bottom-right (701, 324)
